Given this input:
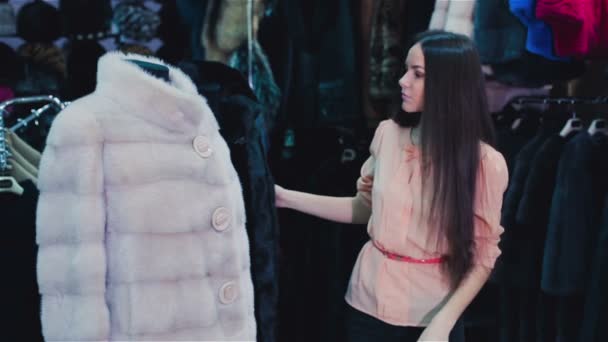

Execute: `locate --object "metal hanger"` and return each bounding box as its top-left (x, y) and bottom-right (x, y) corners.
top-left (559, 99), bottom-right (583, 137)
top-left (588, 118), bottom-right (608, 136)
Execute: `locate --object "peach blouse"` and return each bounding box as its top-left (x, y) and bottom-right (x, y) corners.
top-left (345, 119), bottom-right (508, 327)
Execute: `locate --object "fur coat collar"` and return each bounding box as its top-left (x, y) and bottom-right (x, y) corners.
top-left (95, 51), bottom-right (219, 134)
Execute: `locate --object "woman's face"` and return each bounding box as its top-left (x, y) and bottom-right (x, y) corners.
top-left (399, 43), bottom-right (425, 113)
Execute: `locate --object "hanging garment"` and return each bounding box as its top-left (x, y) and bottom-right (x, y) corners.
top-left (485, 80), bottom-right (551, 114)
top-left (474, 0), bottom-right (527, 64)
top-left (516, 132), bottom-right (576, 283)
top-left (369, 0), bottom-right (405, 105)
top-left (509, 0), bottom-right (569, 61)
top-left (429, 0), bottom-right (476, 37)
top-left (0, 1), bottom-right (16, 36)
top-left (284, 0), bottom-right (359, 129)
top-left (476, 0), bottom-right (586, 86)
top-left (272, 124), bottom-right (371, 342)
top-left (489, 51), bottom-right (586, 88)
top-left (401, 0), bottom-right (435, 44)
top-left (495, 121), bottom-right (554, 287)
top-left (175, 0), bottom-right (207, 61)
top-left (493, 109), bottom-right (540, 173)
top-left (178, 60), bottom-right (281, 342)
top-left (493, 121), bottom-right (564, 342)
top-left (580, 196), bottom-right (608, 342)
top-left (228, 40), bottom-right (282, 135)
top-left (35, 52), bottom-right (256, 341)
top-left (542, 131), bottom-right (608, 295)
top-left (0, 181), bottom-right (42, 342)
top-left (536, 0), bottom-right (608, 58)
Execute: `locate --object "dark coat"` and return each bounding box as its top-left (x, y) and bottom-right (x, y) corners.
top-left (0, 182), bottom-right (42, 341)
top-left (179, 61), bottom-right (280, 342)
top-left (494, 123), bottom-right (553, 287)
top-left (580, 196), bottom-right (608, 342)
top-left (474, 0), bottom-right (527, 64)
top-left (542, 132), bottom-right (608, 294)
top-left (514, 134), bottom-right (574, 287)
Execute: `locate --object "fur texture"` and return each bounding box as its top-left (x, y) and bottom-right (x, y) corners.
top-left (36, 51), bottom-right (256, 341)
top-left (429, 0), bottom-right (476, 37)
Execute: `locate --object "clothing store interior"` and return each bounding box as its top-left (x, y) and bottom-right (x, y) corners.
top-left (1, 0), bottom-right (607, 342)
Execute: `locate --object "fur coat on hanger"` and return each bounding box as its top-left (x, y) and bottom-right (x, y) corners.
top-left (35, 51), bottom-right (256, 341)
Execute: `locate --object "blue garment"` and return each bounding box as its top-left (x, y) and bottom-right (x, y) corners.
top-left (509, 0), bottom-right (568, 61)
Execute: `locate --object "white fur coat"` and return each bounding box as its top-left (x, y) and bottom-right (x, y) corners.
top-left (36, 52), bottom-right (256, 341)
top-left (429, 0), bottom-right (476, 37)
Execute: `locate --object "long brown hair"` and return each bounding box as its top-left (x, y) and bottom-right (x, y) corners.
top-left (395, 31), bottom-right (495, 288)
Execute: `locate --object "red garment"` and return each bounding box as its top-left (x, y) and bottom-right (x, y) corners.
top-left (536, 0), bottom-right (608, 58)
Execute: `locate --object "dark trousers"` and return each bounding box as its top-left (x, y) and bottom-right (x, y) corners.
top-left (345, 304), bottom-right (465, 342)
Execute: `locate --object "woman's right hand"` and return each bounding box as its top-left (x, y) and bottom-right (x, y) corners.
top-left (274, 184), bottom-right (289, 208)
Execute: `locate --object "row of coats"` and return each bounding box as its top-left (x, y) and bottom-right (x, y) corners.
top-left (492, 111), bottom-right (608, 342)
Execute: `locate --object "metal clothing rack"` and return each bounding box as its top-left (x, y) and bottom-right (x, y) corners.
top-left (0, 95), bottom-right (69, 173)
top-left (509, 95), bottom-right (608, 106)
top-left (0, 95), bottom-right (68, 133)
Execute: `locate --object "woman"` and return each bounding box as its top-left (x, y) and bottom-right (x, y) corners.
top-left (275, 31), bottom-right (508, 342)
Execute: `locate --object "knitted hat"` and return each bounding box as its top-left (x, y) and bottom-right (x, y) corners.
top-left (0, 2), bottom-right (16, 36)
top-left (59, 0), bottom-right (112, 37)
top-left (113, 0), bottom-right (160, 42)
top-left (16, 0), bottom-right (62, 43)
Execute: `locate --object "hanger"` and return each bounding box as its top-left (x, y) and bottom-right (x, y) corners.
top-left (5, 130), bottom-right (41, 168)
top-left (588, 118), bottom-right (608, 136)
top-left (6, 142), bottom-right (37, 177)
top-left (559, 100), bottom-right (583, 137)
top-left (8, 157), bottom-right (36, 184)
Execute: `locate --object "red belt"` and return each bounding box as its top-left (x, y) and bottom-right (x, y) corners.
top-left (372, 240), bottom-right (445, 264)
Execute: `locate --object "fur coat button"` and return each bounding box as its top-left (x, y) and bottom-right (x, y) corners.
top-left (212, 207), bottom-right (231, 231)
top-left (219, 281), bottom-right (239, 304)
top-left (193, 135), bottom-right (213, 158)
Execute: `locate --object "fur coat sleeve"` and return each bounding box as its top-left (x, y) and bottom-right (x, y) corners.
top-left (36, 106), bottom-right (110, 341)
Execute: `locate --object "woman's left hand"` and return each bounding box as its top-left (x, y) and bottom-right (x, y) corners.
top-left (416, 318), bottom-right (452, 342)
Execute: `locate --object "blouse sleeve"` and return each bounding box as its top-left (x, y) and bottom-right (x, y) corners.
top-left (473, 146), bottom-right (509, 269)
top-left (355, 156), bottom-right (374, 208)
top-left (354, 120), bottom-right (387, 208)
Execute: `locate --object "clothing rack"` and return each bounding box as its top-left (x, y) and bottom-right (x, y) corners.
top-left (509, 95), bottom-right (608, 106)
top-left (0, 95), bottom-right (66, 114)
top-left (1, 96), bottom-right (68, 132)
top-left (10, 101), bottom-right (71, 132)
top-left (0, 95), bottom-right (68, 172)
